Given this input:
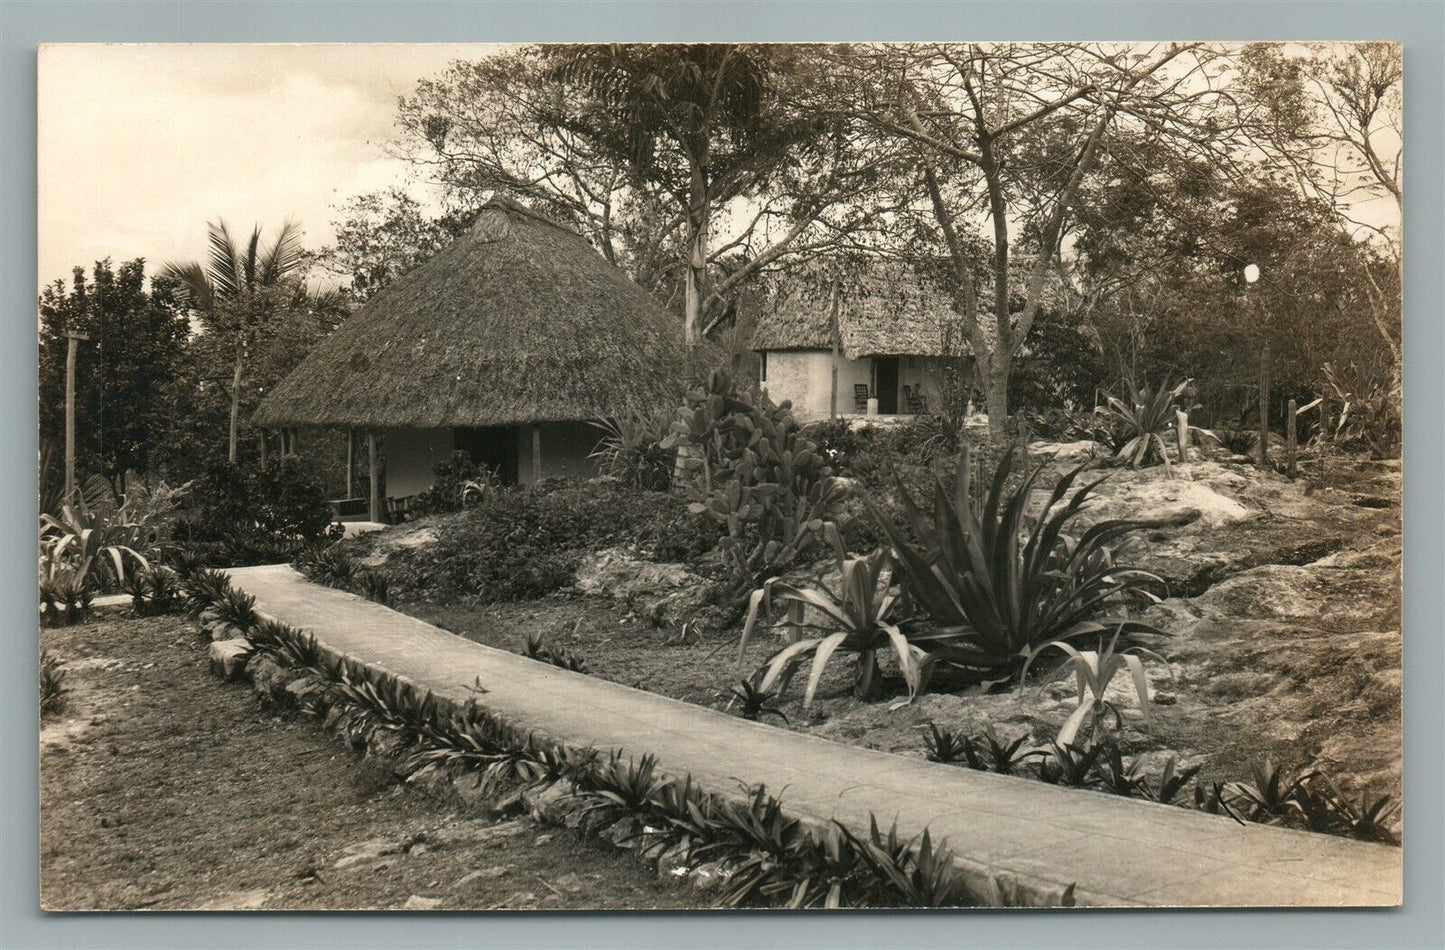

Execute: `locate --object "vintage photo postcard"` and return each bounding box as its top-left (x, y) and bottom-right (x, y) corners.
top-left (38, 40), bottom-right (1402, 910)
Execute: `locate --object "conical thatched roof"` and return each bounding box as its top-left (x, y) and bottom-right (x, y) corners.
top-left (254, 197), bottom-right (690, 429)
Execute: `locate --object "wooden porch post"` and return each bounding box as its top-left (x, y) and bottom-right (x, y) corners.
top-left (828, 281), bottom-right (841, 420)
top-left (345, 428), bottom-right (355, 499)
top-left (531, 425), bottom-right (542, 483)
top-left (367, 432), bottom-right (382, 523)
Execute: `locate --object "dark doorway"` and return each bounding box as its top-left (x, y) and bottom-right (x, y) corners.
top-left (875, 357), bottom-right (900, 414)
top-left (454, 425), bottom-right (519, 484)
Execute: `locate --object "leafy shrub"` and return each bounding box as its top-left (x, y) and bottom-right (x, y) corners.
top-left (523, 632), bottom-right (590, 673)
top-left (1215, 428), bottom-right (1257, 457)
top-left (803, 418), bottom-right (865, 472)
top-left (215, 586), bottom-right (258, 632)
top-left (408, 451), bottom-right (502, 518)
top-left (355, 569), bottom-right (392, 606)
top-left (664, 368), bottom-right (847, 599)
top-left (39, 493), bottom-right (153, 594)
top-left (866, 447), bottom-right (1173, 682)
top-left (358, 478), bottom-right (717, 603)
top-left (181, 567), bottom-right (233, 617)
top-left (179, 457), bottom-right (341, 566)
top-left (590, 409), bottom-right (675, 491)
top-left (1322, 360), bottom-right (1400, 458)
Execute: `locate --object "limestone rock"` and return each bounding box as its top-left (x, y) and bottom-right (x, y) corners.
top-left (402, 895), bottom-right (442, 910)
top-left (245, 653), bottom-right (297, 700)
top-left (208, 639), bottom-right (251, 680)
top-left (573, 547), bottom-right (711, 627)
top-left (284, 673), bottom-right (325, 707)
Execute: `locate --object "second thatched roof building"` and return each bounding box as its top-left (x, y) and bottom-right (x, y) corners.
top-left (254, 196), bottom-right (692, 520)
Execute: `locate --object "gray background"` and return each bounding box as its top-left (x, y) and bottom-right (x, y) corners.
top-left (2, 2), bottom-right (1439, 947)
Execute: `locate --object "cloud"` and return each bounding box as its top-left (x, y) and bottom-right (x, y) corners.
top-left (38, 43), bottom-right (505, 285)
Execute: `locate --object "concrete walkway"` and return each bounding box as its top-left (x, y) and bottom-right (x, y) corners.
top-left (226, 564), bottom-right (1402, 908)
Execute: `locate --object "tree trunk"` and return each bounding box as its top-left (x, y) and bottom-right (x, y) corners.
top-left (984, 357), bottom-right (1011, 445)
top-left (683, 161), bottom-right (709, 345)
top-left (228, 346), bottom-right (243, 464)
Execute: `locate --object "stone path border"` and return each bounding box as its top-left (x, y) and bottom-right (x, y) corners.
top-left (225, 564), bottom-right (1402, 908)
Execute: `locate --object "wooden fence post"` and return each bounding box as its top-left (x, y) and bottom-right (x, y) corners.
top-left (1286, 398), bottom-right (1298, 477)
top-left (1257, 342), bottom-right (1271, 469)
top-left (531, 425), bottom-right (543, 484)
top-left (63, 328), bottom-right (90, 500)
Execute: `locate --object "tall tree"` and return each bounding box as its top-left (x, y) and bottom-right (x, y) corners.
top-left (162, 221), bottom-right (340, 462)
top-left (321, 189), bottom-right (475, 301)
top-left (842, 42), bottom-right (1248, 440)
top-left (38, 259), bottom-right (190, 499)
top-left (396, 45), bottom-right (900, 338)
top-left (1238, 42), bottom-right (1402, 400)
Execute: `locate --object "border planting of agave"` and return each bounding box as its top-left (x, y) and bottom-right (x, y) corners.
top-left (176, 565), bottom-right (1077, 910)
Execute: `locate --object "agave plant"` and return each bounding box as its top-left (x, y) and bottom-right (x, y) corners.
top-left (578, 752), bottom-right (672, 831)
top-left (976, 721), bottom-right (1045, 775)
top-left (39, 492), bottom-right (152, 592)
top-left (1021, 623), bottom-right (1174, 747)
top-left (1229, 757), bottom-right (1319, 823)
top-left (868, 447), bottom-right (1172, 685)
top-left (1095, 376), bottom-right (1211, 472)
top-left (739, 524), bottom-right (913, 709)
top-left (920, 722), bottom-right (974, 765)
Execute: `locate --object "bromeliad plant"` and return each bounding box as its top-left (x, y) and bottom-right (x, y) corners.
top-left (738, 524), bottom-right (913, 709)
top-left (1095, 376), bottom-right (1213, 472)
top-left (868, 446), bottom-right (1172, 685)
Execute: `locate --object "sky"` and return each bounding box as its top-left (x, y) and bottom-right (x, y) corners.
top-left (38, 43), bottom-right (508, 287)
top-left (38, 42), bottom-right (1401, 292)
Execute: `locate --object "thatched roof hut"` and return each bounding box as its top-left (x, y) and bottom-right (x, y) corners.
top-left (750, 262), bottom-right (968, 360)
top-left (254, 196), bottom-right (689, 430)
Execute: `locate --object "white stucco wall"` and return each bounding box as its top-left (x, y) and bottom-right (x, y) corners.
top-left (760, 350), bottom-right (936, 421)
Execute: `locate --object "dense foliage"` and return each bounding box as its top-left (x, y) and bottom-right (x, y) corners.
top-left (175, 457), bottom-right (341, 565)
top-left (345, 478), bottom-right (720, 603)
top-left (38, 260), bottom-right (191, 503)
top-left (664, 369), bottom-right (848, 599)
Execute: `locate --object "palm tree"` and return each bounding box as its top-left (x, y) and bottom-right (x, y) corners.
top-left (163, 220), bottom-right (333, 462)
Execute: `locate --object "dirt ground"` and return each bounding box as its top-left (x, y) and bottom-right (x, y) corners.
top-left (397, 452), bottom-right (1402, 805)
top-left (39, 613), bottom-right (698, 911)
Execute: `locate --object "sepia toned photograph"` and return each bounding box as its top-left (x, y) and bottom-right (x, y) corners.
top-left (37, 38), bottom-right (1403, 912)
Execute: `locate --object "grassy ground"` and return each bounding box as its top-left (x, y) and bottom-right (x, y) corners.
top-left (395, 453), bottom-right (1402, 805)
top-left (39, 613), bottom-right (698, 911)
